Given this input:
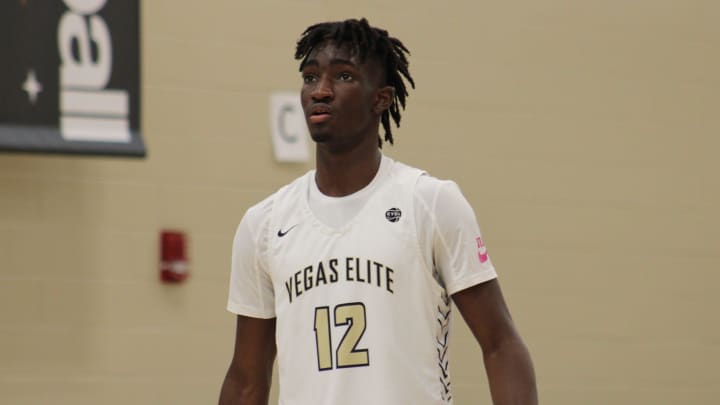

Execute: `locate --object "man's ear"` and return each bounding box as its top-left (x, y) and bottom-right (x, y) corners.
top-left (373, 86), bottom-right (395, 114)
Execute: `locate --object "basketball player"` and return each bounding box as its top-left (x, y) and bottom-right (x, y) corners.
top-left (220, 18), bottom-right (537, 405)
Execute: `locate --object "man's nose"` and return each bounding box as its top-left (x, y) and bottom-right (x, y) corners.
top-left (311, 76), bottom-right (333, 101)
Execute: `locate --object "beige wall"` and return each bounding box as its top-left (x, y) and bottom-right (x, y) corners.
top-left (1, 1), bottom-right (719, 404)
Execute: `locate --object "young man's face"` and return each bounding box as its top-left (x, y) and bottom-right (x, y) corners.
top-left (300, 41), bottom-right (389, 149)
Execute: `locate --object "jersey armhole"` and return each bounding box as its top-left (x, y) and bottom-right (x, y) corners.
top-left (412, 173), bottom-right (440, 280)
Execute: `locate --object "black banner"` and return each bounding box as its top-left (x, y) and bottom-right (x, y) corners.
top-left (0, 0), bottom-right (145, 157)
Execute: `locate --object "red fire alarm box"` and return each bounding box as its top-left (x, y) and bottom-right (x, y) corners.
top-left (160, 230), bottom-right (189, 283)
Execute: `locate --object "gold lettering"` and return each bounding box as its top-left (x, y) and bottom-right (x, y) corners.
top-left (303, 265), bottom-right (313, 291)
top-left (285, 279), bottom-right (293, 303)
top-left (386, 266), bottom-right (394, 293)
top-left (294, 270), bottom-right (303, 297)
top-left (356, 259), bottom-right (368, 283)
top-left (329, 258), bottom-right (339, 282)
top-left (315, 261), bottom-right (328, 285)
top-left (374, 262), bottom-right (383, 287)
top-left (346, 257), bottom-right (355, 282)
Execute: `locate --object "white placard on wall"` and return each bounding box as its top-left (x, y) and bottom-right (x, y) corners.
top-left (269, 92), bottom-right (309, 162)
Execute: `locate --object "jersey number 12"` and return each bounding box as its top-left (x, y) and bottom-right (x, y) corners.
top-left (313, 302), bottom-right (370, 371)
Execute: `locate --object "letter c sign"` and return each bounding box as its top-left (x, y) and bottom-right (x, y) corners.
top-left (270, 92), bottom-right (309, 162)
top-left (278, 104), bottom-right (298, 143)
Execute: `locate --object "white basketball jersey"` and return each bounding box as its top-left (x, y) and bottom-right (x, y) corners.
top-left (265, 162), bottom-right (454, 405)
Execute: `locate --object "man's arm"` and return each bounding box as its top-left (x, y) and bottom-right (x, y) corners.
top-left (219, 315), bottom-right (277, 405)
top-left (452, 279), bottom-right (538, 405)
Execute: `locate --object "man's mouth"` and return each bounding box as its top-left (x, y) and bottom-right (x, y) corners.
top-left (309, 113), bottom-right (331, 124)
top-left (309, 105), bottom-right (332, 124)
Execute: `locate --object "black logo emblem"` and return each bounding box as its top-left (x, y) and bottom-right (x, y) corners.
top-left (277, 224), bottom-right (298, 237)
top-left (385, 208), bottom-right (402, 223)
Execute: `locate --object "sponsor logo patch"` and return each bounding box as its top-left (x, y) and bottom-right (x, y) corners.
top-left (385, 207), bottom-right (402, 223)
top-left (476, 236), bottom-right (489, 264)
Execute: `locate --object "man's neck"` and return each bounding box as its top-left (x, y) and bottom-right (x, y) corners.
top-left (314, 141), bottom-right (382, 197)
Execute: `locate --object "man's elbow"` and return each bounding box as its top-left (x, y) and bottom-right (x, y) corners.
top-left (482, 332), bottom-right (531, 361)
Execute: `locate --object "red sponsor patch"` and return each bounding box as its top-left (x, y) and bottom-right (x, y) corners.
top-left (476, 236), bottom-right (489, 264)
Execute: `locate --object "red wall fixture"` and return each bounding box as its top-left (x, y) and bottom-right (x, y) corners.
top-left (160, 230), bottom-right (189, 283)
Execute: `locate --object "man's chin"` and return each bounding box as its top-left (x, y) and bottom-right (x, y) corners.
top-left (309, 131), bottom-right (332, 143)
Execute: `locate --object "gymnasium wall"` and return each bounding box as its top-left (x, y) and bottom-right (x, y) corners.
top-left (1, 1), bottom-right (718, 404)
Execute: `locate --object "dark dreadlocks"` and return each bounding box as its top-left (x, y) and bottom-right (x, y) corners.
top-left (295, 18), bottom-right (415, 146)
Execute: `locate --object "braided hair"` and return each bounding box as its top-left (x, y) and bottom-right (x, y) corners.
top-left (295, 18), bottom-right (415, 146)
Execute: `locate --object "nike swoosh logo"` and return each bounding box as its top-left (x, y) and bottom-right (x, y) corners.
top-left (277, 224), bottom-right (298, 237)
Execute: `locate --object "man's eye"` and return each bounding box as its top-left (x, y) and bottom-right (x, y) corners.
top-left (303, 74), bottom-right (317, 83)
top-left (338, 72), bottom-right (352, 81)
